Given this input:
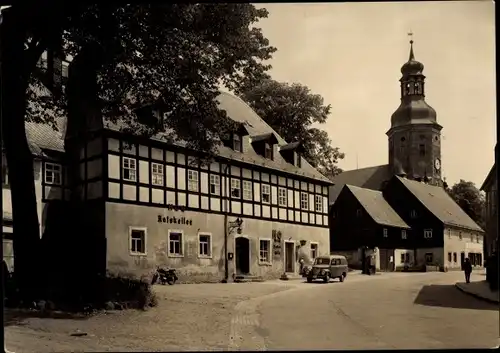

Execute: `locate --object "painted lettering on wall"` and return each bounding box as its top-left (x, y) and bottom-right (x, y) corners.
top-left (157, 215), bottom-right (193, 226)
top-left (272, 230), bottom-right (282, 256)
top-left (166, 204), bottom-right (186, 212)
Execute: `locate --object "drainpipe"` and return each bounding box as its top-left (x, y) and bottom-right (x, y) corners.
top-left (223, 163), bottom-right (230, 283)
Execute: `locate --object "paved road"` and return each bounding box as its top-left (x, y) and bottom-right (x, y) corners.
top-left (230, 272), bottom-right (499, 350)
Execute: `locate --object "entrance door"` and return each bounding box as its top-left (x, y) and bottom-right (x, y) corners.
top-left (235, 237), bottom-right (250, 275)
top-left (284, 241), bottom-right (295, 273)
top-left (460, 252), bottom-right (465, 270)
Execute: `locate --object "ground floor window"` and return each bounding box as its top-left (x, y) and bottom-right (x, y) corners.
top-left (129, 228), bottom-right (146, 255)
top-left (259, 239), bottom-right (271, 264)
top-left (198, 233), bottom-right (212, 257)
top-left (310, 243), bottom-right (318, 259)
top-left (424, 253), bottom-right (433, 264)
top-left (453, 252), bottom-right (457, 263)
top-left (400, 253), bottom-right (410, 264)
top-left (169, 230), bottom-right (183, 256)
top-left (447, 252), bottom-right (452, 262)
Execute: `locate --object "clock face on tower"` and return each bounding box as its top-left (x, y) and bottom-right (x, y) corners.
top-left (434, 158), bottom-right (441, 171)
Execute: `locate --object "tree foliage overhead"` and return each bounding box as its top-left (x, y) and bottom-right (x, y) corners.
top-left (26, 3), bottom-right (277, 153)
top-left (237, 79), bottom-right (345, 179)
top-left (447, 179), bottom-right (485, 228)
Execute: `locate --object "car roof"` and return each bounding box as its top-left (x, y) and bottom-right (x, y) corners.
top-left (317, 255), bottom-right (346, 260)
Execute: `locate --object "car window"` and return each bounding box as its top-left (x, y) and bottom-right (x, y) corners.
top-left (331, 259), bottom-right (341, 265)
top-left (315, 258), bottom-right (330, 265)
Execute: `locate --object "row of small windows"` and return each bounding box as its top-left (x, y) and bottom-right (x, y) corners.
top-left (122, 157), bottom-right (324, 212)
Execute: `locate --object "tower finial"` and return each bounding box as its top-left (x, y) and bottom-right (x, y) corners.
top-left (407, 31), bottom-right (415, 60)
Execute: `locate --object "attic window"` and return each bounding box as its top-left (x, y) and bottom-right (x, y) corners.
top-left (233, 134), bottom-right (242, 152)
top-left (264, 143), bottom-right (273, 160)
top-left (296, 153), bottom-right (302, 168)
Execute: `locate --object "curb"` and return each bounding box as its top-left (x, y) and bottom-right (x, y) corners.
top-left (454, 283), bottom-right (500, 304)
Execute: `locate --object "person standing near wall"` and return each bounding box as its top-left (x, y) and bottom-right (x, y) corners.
top-left (463, 257), bottom-right (473, 284)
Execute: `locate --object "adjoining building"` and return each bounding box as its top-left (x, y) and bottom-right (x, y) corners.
top-left (329, 39), bottom-right (484, 271)
top-left (480, 163), bottom-right (497, 258)
top-left (3, 92), bottom-right (333, 282)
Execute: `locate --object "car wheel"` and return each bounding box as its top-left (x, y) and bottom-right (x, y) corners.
top-left (339, 274), bottom-right (345, 282)
top-left (323, 274), bottom-right (330, 283)
top-left (307, 277), bottom-right (313, 283)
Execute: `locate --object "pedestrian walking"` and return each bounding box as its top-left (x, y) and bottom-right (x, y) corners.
top-left (464, 257), bottom-right (472, 283)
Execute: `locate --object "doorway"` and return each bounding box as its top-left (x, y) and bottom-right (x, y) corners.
top-left (284, 241), bottom-right (295, 273)
top-left (235, 237), bottom-right (250, 275)
top-left (460, 252), bottom-right (465, 270)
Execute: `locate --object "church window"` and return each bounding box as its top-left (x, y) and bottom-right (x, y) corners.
top-left (419, 144), bottom-right (426, 156)
top-left (434, 136), bottom-right (439, 142)
top-left (414, 82), bottom-right (421, 94)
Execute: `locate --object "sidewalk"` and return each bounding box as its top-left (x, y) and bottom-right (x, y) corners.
top-left (455, 280), bottom-right (499, 304)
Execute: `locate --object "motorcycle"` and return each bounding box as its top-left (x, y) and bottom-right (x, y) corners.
top-left (152, 267), bottom-right (178, 285)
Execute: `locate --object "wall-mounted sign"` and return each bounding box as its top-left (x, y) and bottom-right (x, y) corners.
top-left (166, 204), bottom-right (186, 212)
top-left (157, 215), bottom-right (192, 226)
top-left (272, 230), bottom-right (282, 257)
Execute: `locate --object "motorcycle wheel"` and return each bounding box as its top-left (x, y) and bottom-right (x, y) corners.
top-left (167, 278), bottom-right (176, 285)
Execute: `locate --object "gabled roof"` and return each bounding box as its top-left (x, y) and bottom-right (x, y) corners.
top-left (343, 185), bottom-right (410, 229)
top-left (480, 163), bottom-right (496, 191)
top-left (24, 117), bottom-right (66, 157)
top-left (280, 141), bottom-right (305, 153)
top-left (395, 176), bottom-right (483, 232)
top-left (329, 164), bottom-right (391, 204)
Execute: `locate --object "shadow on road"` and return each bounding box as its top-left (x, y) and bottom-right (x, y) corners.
top-left (4, 308), bottom-right (90, 327)
top-left (414, 284), bottom-right (498, 311)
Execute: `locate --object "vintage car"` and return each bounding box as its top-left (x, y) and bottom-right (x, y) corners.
top-left (307, 255), bottom-right (348, 283)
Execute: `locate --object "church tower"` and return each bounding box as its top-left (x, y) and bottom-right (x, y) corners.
top-left (387, 38), bottom-right (443, 186)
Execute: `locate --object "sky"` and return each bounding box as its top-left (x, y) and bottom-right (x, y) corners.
top-left (254, 1), bottom-right (496, 187)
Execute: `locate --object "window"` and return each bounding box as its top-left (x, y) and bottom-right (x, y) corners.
top-left (419, 144), bottom-right (426, 157)
top-left (300, 192), bottom-right (308, 210)
top-left (400, 253), bottom-right (405, 263)
top-left (423, 229), bottom-right (433, 239)
top-left (448, 229), bottom-right (452, 238)
top-left (259, 239), bottom-right (271, 263)
top-left (453, 252), bottom-right (457, 262)
top-left (168, 231), bottom-right (183, 256)
top-left (401, 230), bottom-right (407, 239)
top-left (264, 143), bottom-right (273, 160)
top-left (458, 231), bottom-right (463, 240)
top-left (233, 134), bottom-right (242, 152)
top-left (475, 234), bottom-right (480, 243)
top-left (410, 210), bottom-right (417, 218)
top-left (425, 253), bottom-right (433, 264)
top-left (198, 234), bottom-right (211, 257)
top-left (130, 228), bottom-right (146, 255)
top-left (448, 252), bottom-right (452, 262)
top-left (44, 162), bottom-right (62, 185)
top-left (356, 209), bottom-right (362, 218)
top-left (151, 163), bottom-right (164, 186)
top-left (122, 157), bottom-right (136, 182)
top-left (231, 179), bottom-right (241, 198)
top-left (310, 243), bottom-right (318, 259)
top-left (188, 170), bottom-right (199, 192)
top-left (210, 174), bottom-right (220, 195)
top-left (315, 195), bottom-right (323, 213)
top-left (242, 180), bottom-right (252, 200)
top-left (296, 154), bottom-right (302, 168)
top-left (258, 184), bottom-right (270, 204)
top-left (405, 253), bottom-right (410, 263)
top-left (2, 164), bottom-right (9, 186)
top-left (383, 228), bottom-right (388, 238)
top-left (278, 188), bottom-right (287, 207)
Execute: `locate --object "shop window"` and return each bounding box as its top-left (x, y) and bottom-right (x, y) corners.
top-left (278, 187), bottom-right (287, 207)
top-left (168, 231), bottom-right (183, 256)
top-left (425, 253), bottom-right (433, 263)
top-left (424, 229), bottom-right (433, 239)
top-left (262, 184), bottom-right (271, 204)
top-left (230, 179), bottom-right (241, 198)
top-left (242, 180), bottom-right (252, 200)
top-left (310, 243), bottom-right (318, 259)
top-left (209, 174), bottom-right (220, 195)
top-left (300, 192), bottom-right (308, 210)
top-left (151, 163), bottom-right (164, 186)
top-left (259, 239), bottom-right (271, 264)
top-left (198, 233), bottom-right (212, 257)
top-left (122, 157), bottom-right (136, 182)
top-left (129, 228), bottom-right (146, 255)
top-left (315, 195), bottom-right (323, 213)
top-left (187, 170), bottom-right (199, 192)
top-left (45, 162), bottom-right (62, 185)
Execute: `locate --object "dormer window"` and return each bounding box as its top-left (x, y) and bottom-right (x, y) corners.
top-left (296, 154), bottom-right (302, 168)
top-left (279, 141), bottom-right (305, 167)
top-left (233, 134), bottom-right (242, 152)
top-left (264, 143), bottom-right (273, 160)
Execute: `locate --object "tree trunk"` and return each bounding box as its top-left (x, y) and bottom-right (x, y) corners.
top-left (1, 9), bottom-right (42, 301)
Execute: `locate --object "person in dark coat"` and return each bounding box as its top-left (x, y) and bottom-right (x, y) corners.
top-left (463, 257), bottom-right (473, 283)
